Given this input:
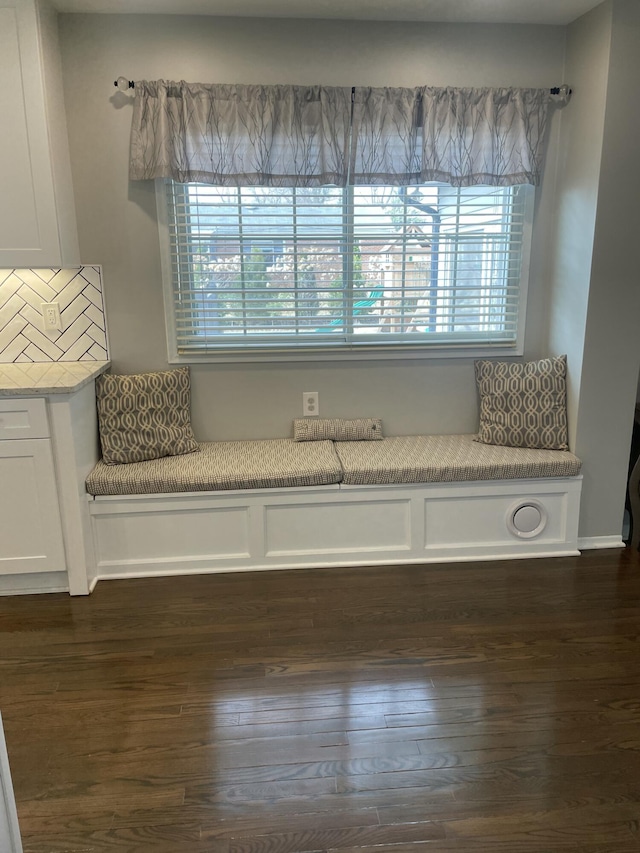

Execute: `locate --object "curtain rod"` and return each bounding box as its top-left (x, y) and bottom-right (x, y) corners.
top-left (114, 78), bottom-right (571, 97)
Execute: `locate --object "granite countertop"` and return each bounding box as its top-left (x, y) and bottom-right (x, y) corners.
top-left (0, 361), bottom-right (111, 395)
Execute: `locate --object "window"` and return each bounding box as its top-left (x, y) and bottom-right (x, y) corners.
top-left (158, 181), bottom-right (533, 361)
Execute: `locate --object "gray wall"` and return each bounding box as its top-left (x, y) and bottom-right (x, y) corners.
top-left (546, 1), bottom-right (612, 450)
top-left (58, 14), bottom-right (565, 441)
top-left (547, 0), bottom-right (640, 540)
top-left (572, 0), bottom-right (640, 539)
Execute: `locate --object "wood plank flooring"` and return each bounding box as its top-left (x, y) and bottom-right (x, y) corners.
top-left (1, 549), bottom-right (640, 852)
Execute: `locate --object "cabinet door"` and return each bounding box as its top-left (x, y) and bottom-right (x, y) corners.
top-left (0, 439), bottom-right (66, 575)
top-left (0, 0), bottom-right (79, 267)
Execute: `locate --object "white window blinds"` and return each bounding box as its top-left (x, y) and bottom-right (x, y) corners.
top-left (162, 181), bottom-right (531, 357)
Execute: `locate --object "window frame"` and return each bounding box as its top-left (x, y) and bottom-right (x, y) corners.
top-left (156, 179), bottom-right (534, 364)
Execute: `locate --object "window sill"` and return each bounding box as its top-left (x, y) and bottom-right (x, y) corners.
top-left (168, 342), bottom-right (524, 364)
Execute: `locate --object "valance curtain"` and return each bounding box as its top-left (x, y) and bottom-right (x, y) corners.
top-left (129, 80), bottom-right (555, 187)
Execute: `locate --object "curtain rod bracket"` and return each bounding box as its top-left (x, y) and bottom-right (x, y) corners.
top-left (114, 77), bottom-right (135, 91)
top-left (550, 84), bottom-right (572, 97)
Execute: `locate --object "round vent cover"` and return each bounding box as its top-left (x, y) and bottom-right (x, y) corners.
top-left (507, 500), bottom-right (547, 539)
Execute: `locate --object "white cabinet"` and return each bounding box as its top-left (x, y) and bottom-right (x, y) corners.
top-left (0, 365), bottom-right (107, 596)
top-left (0, 714), bottom-right (22, 853)
top-left (0, 0), bottom-right (79, 267)
top-left (0, 398), bottom-right (66, 577)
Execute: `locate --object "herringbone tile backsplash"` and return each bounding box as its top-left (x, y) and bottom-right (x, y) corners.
top-left (0, 267), bottom-right (108, 363)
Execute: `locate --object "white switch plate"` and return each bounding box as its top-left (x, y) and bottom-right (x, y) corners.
top-left (42, 302), bottom-right (62, 332)
top-left (302, 391), bottom-right (319, 417)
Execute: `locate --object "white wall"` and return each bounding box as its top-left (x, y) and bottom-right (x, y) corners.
top-left (58, 14), bottom-right (566, 440)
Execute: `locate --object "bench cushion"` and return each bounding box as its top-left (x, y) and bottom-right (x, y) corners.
top-left (86, 438), bottom-right (343, 496)
top-left (335, 434), bottom-right (582, 485)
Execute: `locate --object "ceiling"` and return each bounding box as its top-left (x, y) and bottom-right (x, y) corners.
top-left (51, 0), bottom-right (604, 26)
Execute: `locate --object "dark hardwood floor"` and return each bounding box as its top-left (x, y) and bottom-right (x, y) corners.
top-left (1, 549), bottom-right (640, 852)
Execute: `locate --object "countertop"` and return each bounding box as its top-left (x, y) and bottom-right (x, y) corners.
top-left (0, 361), bottom-right (111, 395)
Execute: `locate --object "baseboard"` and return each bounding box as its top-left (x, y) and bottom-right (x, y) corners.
top-left (577, 535), bottom-right (626, 550)
top-left (94, 548), bottom-right (584, 584)
top-left (0, 571), bottom-right (69, 596)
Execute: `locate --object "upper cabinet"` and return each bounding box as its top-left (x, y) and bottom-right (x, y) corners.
top-left (0, 0), bottom-right (79, 267)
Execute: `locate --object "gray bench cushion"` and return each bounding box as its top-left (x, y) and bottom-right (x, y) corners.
top-left (86, 438), bottom-right (342, 496)
top-left (335, 434), bottom-right (582, 485)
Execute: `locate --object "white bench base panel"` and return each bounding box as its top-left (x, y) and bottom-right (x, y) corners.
top-left (88, 476), bottom-right (583, 580)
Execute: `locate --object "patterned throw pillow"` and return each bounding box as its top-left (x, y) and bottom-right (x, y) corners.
top-left (293, 418), bottom-right (384, 442)
top-left (474, 355), bottom-right (569, 451)
top-left (96, 367), bottom-right (200, 465)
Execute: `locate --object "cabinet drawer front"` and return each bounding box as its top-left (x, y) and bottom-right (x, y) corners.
top-left (0, 397), bottom-right (49, 439)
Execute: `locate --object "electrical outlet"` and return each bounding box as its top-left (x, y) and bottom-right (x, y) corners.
top-left (42, 302), bottom-right (62, 332)
top-left (302, 391), bottom-right (319, 417)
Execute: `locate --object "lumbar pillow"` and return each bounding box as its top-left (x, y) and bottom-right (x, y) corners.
top-left (96, 367), bottom-right (200, 465)
top-left (293, 417), bottom-right (384, 442)
top-left (474, 355), bottom-right (569, 450)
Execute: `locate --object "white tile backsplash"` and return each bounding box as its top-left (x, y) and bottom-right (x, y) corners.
top-left (0, 267), bottom-right (109, 363)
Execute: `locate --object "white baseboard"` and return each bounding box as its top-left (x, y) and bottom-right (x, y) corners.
top-left (94, 549), bottom-right (584, 585)
top-left (0, 572), bottom-right (68, 596)
top-left (577, 535), bottom-right (626, 550)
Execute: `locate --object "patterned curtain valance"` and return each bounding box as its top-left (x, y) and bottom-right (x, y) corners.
top-left (129, 81), bottom-right (558, 187)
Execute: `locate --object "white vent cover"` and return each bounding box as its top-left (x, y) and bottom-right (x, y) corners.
top-left (507, 500), bottom-right (548, 539)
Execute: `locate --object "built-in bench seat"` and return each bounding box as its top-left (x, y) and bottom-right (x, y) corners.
top-left (85, 433), bottom-right (583, 584)
top-left (86, 433), bottom-right (581, 495)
